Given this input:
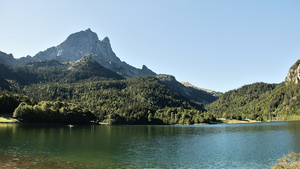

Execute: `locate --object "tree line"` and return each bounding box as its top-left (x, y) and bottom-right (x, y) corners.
top-left (207, 81), bottom-right (300, 121)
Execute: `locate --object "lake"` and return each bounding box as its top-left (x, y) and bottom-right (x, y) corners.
top-left (1, 121), bottom-right (300, 168)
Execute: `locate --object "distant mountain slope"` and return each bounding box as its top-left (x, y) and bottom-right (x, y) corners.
top-left (181, 81), bottom-right (223, 98)
top-left (0, 63), bottom-right (28, 86)
top-left (65, 55), bottom-right (124, 82)
top-left (12, 55), bottom-right (124, 84)
top-left (156, 74), bottom-right (219, 104)
top-left (0, 51), bottom-right (19, 66)
top-left (0, 29), bottom-right (222, 105)
top-left (1, 29), bottom-right (156, 78)
top-left (207, 59), bottom-right (300, 121)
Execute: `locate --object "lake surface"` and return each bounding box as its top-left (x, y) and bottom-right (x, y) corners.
top-left (1, 121), bottom-right (300, 168)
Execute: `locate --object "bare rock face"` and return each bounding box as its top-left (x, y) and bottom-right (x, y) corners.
top-left (13, 28), bottom-right (156, 77)
top-left (285, 60), bottom-right (300, 84)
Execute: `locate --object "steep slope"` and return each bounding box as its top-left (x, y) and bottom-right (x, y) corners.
top-left (285, 60), bottom-right (300, 84)
top-left (156, 74), bottom-right (219, 104)
top-left (12, 29), bottom-right (156, 77)
top-left (207, 82), bottom-right (279, 118)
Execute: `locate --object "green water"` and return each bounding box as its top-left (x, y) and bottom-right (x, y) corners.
top-left (1, 122), bottom-right (300, 168)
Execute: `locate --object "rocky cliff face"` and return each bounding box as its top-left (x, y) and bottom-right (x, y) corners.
top-left (285, 60), bottom-right (300, 84)
top-left (2, 29), bottom-right (156, 77)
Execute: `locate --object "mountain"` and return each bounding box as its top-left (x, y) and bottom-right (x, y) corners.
top-left (0, 29), bottom-right (218, 104)
top-left (0, 63), bottom-right (28, 86)
top-left (207, 59), bottom-right (300, 121)
top-left (10, 55), bottom-right (124, 84)
top-left (156, 74), bottom-right (219, 104)
top-left (4, 29), bottom-right (156, 78)
top-left (181, 81), bottom-right (223, 98)
top-left (65, 55), bottom-right (124, 82)
top-left (207, 82), bottom-right (279, 118)
top-left (0, 51), bottom-right (19, 66)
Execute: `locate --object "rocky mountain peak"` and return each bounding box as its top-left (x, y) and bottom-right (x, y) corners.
top-left (285, 60), bottom-right (300, 84)
top-left (1, 29), bottom-right (156, 78)
top-left (142, 65), bottom-right (148, 70)
top-left (0, 51), bottom-right (18, 66)
top-left (102, 37), bottom-right (110, 44)
top-left (139, 65), bottom-right (156, 76)
top-left (59, 28), bottom-right (99, 48)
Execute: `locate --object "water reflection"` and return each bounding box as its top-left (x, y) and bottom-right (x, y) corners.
top-left (1, 122), bottom-right (300, 168)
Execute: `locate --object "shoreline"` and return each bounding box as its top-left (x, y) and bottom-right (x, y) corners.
top-left (2, 115), bottom-right (300, 126)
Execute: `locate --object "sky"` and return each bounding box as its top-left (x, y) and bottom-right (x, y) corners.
top-left (1, 0), bottom-right (300, 92)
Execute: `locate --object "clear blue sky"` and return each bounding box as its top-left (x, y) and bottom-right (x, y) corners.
top-left (1, 0), bottom-right (299, 92)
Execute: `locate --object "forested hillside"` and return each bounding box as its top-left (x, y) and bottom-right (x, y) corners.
top-left (0, 29), bottom-right (219, 105)
top-left (0, 28), bottom-right (298, 124)
top-left (157, 74), bottom-right (219, 104)
top-left (207, 60), bottom-right (300, 121)
top-left (0, 60), bottom-right (214, 124)
top-left (12, 55), bottom-right (124, 84)
top-left (22, 76), bottom-right (213, 124)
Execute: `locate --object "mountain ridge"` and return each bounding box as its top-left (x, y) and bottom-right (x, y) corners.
top-left (0, 29), bottom-right (220, 104)
top-left (181, 81), bottom-right (223, 98)
top-left (1, 29), bottom-right (156, 78)
top-left (156, 74), bottom-right (219, 104)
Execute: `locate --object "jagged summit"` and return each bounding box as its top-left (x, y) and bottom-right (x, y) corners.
top-left (102, 37), bottom-right (110, 43)
top-left (0, 29), bottom-right (221, 104)
top-left (0, 51), bottom-right (17, 66)
top-left (0, 29), bottom-right (156, 77)
top-left (67, 28), bottom-right (99, 42)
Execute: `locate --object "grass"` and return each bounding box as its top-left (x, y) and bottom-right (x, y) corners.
top-left (216, 118), bottom-right (261, 124)
top-left (0, 114), bottom-right (18, 123)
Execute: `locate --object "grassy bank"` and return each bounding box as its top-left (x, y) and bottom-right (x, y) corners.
top-left (0, 114), bottom-right (18, 123)
top-left (216, 118), bottom-right (261, 124)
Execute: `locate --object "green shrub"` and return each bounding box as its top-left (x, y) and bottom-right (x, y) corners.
top-left (273, 152), bottom-right (300, 169)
